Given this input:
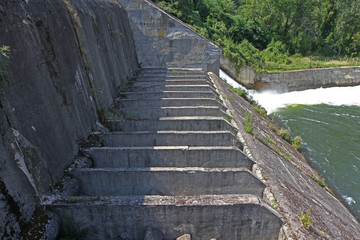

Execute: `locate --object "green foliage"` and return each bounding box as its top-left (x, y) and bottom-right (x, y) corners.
top-left (277, 128), bottom-right (291, 143)
top-left (112, 29), bottom-right (123, 37)
top-left (300, 205), bottom-right (312, 229)
top-left (245, 112), bottom-right (253, 133)
top-left (253, 105), bottom-right (267, 118)
top-left (261, 40), bottom-right (289, 63)
top-left (291, 136), bottom-right (302, 151)
top-left (315, 177), bottom-right (326, 188)
top-left (226, 114), bottom-right (233, 123)
top-left (0, 45), bottom-right (10, 89)
top-left (154, 0), bottom-right (360, 72)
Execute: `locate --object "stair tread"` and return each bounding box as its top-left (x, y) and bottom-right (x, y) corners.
top-left (43, 194), bottom-right (267, 206)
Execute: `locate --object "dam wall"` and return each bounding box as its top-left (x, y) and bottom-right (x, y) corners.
top-left (0, 0), bottom-right (138, 237)
top-left (221, 55), bottom-right (360, 92)
top-left (118, 0), bottom-right (221, 74)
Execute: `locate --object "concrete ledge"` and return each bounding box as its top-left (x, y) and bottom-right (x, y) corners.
top-left (117, 98), bottom-right (226, 112)
top-left (68, 167), bottom-right (265, 196)
top-left (130, 79), bottom-right (212, 87)
top-left (43, 194), bottom-right (282, 239)
top-left (119, 91), bottom-right (218, 99)
top-left (94, 131), bottom-right (243, 148)
top-left (126, 84), bottom-right (217, 93)
top-left (115, 106), bottom-right (228, 119)
top-left (83, 146), bottom-right (254, 169)
top-left (108, 117), bottom-right (235, 132)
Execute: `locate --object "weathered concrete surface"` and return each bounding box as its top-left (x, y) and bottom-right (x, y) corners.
top-left (211, 73), bottom-right (360, 239)
top-left (69, 167), bottom-right (265, 196)
top-left (221, 55), bottom-right (360, 92)
top-left (115, 106), bottom-right (228, 119)
top-left (258, 66), bottom-right (360, 92)
top-left (43, 194), bottom-right (282, 240)
top-left (118, 0), bottom-right (221, 74)
top-left (83, 146), bottom-right (254, 169)
top-left (63, 0), bottom-right (139, 107)
top-left (108, 117), bottom-right (235, 132)
top-left (42, 68), bottom-right (282, 239)
top-left (95, 131), bottom-right (242, 148)
top-left (0, 0), bottom-right (138, 237)
top-left (220, 55), bottom-right (257, 87)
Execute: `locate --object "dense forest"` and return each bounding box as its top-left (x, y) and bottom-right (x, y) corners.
top-left (153, 0), bottom-right (360, 72)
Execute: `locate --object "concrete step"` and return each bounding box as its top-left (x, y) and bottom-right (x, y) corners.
top-left (119, 91), bottom-right (218, 100)
top-left (42, 194), bottom-right (283, 240)
top-left (139, 68), bottom-right (205, 77)
top-left (135, 75), bottom-right (209, 81)
top-left (107, 117), bottom-right (235, 132)
top-left (130, 79), bottom-right (212, 87)
top-left (125, 84), bottom-right (217, 93)
top-left (115, 106), bottom-right (228, 119)
top-left (93, 131), bottom-right (243, 149)
top-left (82, 146), bottom-right (254, 169)
top-left (116, 98), bottom-right (227, 112)
top-left (67, 167), bottom-right (265, 197)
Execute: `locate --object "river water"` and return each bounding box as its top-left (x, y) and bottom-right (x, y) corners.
top-left (219, 70), bottom-right (360, 220)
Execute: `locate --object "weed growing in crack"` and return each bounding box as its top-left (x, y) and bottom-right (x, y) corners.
top-left (300, 205), bottom-right (312, 229)
top-left (245, 112), bottom-right (253, 133)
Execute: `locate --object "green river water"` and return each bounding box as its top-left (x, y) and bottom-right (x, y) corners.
top-left (219, 70), bottom-right (360, 221)
top-left (271, 104), bottom-right (360, 221)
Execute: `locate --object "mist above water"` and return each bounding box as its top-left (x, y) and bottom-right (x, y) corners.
top-left (219, 69), bottom-right (360, 113)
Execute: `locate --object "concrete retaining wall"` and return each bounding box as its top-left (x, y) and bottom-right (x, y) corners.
top-left (220, 55), bottom-right (360, 92)
top-left (259, 66), bottom-right (360, 92)
top-left (118, 0), bottom-right (221, 74)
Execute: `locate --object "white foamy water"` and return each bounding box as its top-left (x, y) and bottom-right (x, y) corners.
top-left (220, 70), bottom-right (360, 113)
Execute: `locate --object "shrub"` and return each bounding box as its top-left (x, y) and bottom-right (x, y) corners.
top-left (277, 128), bottom-right (290, 142)
top-left (254, 105), bottom-right (267, 118)
top-left (245, 112), bottom-right (253, 133)
top-left (261, 40), bottom-right (289, 63)
top-left (291, 136), bottom-right (302, 151)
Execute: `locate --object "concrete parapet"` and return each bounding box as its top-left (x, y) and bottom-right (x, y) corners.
top-left (83, 146), bottom-right (254, 169)
top-left (68, 167), bottom-right (265, 196)
top-left (43, 194), bottom-right (282, 239)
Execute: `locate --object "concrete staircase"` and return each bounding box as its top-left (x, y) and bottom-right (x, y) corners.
top-left (42, 68), bottom-right (282, 239)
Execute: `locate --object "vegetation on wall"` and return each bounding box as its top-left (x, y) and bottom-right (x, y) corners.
top-left (153, 0), bottom-right (360, 72)
top-left (0, 45), bottom-right (10, 89)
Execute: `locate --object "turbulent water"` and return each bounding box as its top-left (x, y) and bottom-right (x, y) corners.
top-left (220, 70), bottom-right (360, 220)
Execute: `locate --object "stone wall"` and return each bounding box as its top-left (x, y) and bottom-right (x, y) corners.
top-left (0, 0), bottom-right (138, 237)
top-left (118, 0), bottom-right (221, 74)
top-left (221, 55), bottom-right (360, 92)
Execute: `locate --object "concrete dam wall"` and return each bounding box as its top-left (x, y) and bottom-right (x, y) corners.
top-left (1, 0), bottom-right (359, 239)
top-left (0, 0), bottom-right (138, 237)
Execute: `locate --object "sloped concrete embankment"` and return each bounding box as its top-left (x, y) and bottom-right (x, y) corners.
top-left (210, 73), bottom-right (360, 239)
top-left (43, 68), bottom-right (283, 239)
top-left (0, 0), bottom-right (138, 237)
